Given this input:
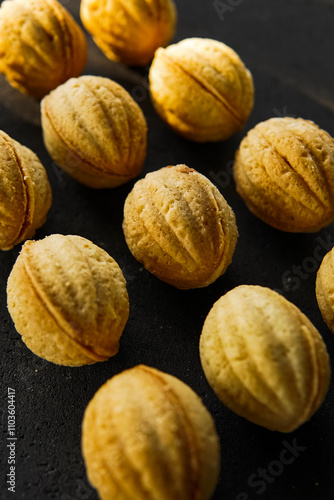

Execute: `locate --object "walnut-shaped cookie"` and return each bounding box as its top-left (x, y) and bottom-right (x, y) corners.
top-left (7, 235), bottom-right (129, 366)
top-left (80, 0), bottom-right (177, 66)
top-left (200, 285), bottom-right (331, 432)
top-left (82, 365), bottom-right (220, 500)
top-left (0, 0), bottom-right (87, 99)
top-left (149, 38), bottom-right (254, 142)
top-left (0, 131), bottom-right (52, 251)
top-left (123, 165), bottom-right (238, 289)
top-left (234, 117), bottom-right (334, 232)
top-left (41, 75), bottom-right (147, 188)
top-left (316, 247), bottom-right (334, 334)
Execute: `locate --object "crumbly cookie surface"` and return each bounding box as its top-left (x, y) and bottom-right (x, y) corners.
top-left (234, 117), bottom-right (334, 232)
top-left (123, 164), bottom-right (238, 289)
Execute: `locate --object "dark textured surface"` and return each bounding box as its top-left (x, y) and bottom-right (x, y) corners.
top-left (1, 0), bottom-right (334, 499)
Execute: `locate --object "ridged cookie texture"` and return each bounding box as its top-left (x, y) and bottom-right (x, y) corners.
top-left (316, 247), bottom-right (334, 333)
top-left (7, 234), bottom-right (129, 366)
top-left (123, 165), bottom-right (238, 289)
top-left (41, 75), bottom-right (147, 188)
top-left (80, 0), bottom-right (176, 66)
top-left (0, 131), bottom-right (52, 251)
top-left (234, 117), bottom-right (334, 232)
top-left (82, 365), bottom-right (220, 500)
top-left (0, 0), bottom-right (87, 99)
top-left (149, 38), bottom-right (254, 142)
top-left (200, 285), bottom-right (330, 432)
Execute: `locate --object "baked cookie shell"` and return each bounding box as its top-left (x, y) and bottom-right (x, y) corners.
top-left (80, 0), bottom-right (177, 66)
top-left (234, 117), bottom-right (334, 232)
top-left (149, 38), bottom-right (254, 142)
top-left (200, 285), bottom-right (330, 432)
top-left (82, 365), bottom-right (220, 500)
top-left (7, 235), bottom-right (129, 366)
top-left (0, 0), bottom-right (87, 98)
top-left (0, 131), bottom-right (52, 250)
top-left (316, 247), bottom-right (334, 333)
top-left (41, 76), bottom-right (147, 188)
top-left (123, 165), bottom-right (238, 289)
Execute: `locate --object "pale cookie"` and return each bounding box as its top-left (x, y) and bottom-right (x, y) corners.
top-left (7, 234), bottom-right (129, 366)
top-left (316, 247), bottom-right (334, 334)
top-left (200, 285), bottom-right (330, 432)
top-left (41, 75), bottom-right (147, 188)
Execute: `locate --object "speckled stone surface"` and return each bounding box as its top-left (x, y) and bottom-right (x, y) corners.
top-left (1, 1), bottom-right (334, 499)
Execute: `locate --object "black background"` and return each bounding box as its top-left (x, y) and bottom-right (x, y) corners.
top-left (1, 0), bottom-right (334, 499)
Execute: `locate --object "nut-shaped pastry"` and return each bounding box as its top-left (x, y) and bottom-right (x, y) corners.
top-left (200, 285), bottom-right (331, 432)
top-left (149, 38), bottom-right (254, 142)
top-left (234, 117), bottom-right (334, 232)
top-left (0, 0), bottom-right (87, 99)
top-left (316, 247), bottom-right (334, 333)
top-left (0, 131), bottom-right (52, 251)
top-left (41, 75), bottom-right (147, 188)
top-left (80, 0), bottom-right (177, 67)
top-left (7, 234), bottom-right (129, 366)
top-left (123, 165), bottom-right (238, 289)
top-left (82, 365), bottom-right (220, 500)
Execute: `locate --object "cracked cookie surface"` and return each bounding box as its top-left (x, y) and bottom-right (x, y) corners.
top-left (123, 164), bottom-right (238, 289)
top-left (234, 117), bottom-right (334, 232)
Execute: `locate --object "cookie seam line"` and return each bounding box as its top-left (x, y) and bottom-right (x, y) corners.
top-left (81, 80), bottom-right (129, 169)
top-left (235, 143), bottom-right (326, 230)
top-left (42, 102), bottom-right (130, 180)
top-left (210, 298), bottom-right (294, 429)
top-left (22, 250), bottom-right (108, 362)
top-left (1, 134), bottom-right (33, 247)
top-left (139, 365), bottom-right (201, 500)
top-left (160, 51), bottom-right (243, 126)
top-left (257, 130), bottom-right (327, 210)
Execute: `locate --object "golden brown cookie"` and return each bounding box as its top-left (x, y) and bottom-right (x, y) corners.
top-left (149, 38), bottom-right (254, 142)
top-left (234, 117), bottom-right (334, 232)
top-left (123, 165), bottom-right (238, 289)
top-left (316, 247), bottom-right (334, 333)
top-left (41, 75), bottom-right (147, 188)
top-left (0, 0), bottom-right (87, 99)
top-left (0, 131), bottom-right (52, 251)
top-left (80, 0), bottom-right (176, 66)
top-left (7, 234), bottom-right (129, 366)
top-left (82, 365), bottom-right (220, 500)
top-left (200, 285), bottom-right (330, 432)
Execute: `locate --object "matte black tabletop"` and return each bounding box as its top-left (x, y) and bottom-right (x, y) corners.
top-left (1, 1), bottom-right (334, 499)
